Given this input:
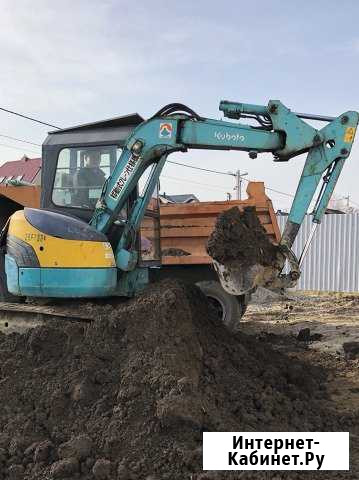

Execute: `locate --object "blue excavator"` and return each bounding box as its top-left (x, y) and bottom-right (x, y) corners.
top-left (0, 100), bottom-right (357, 328)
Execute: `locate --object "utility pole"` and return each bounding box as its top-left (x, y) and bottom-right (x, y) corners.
top-left (236, 170), bottom-right (240, 200)
top-left (227, 170), bottom-right (249, 200)
top-left (234, 170), bottom-right (248, 200)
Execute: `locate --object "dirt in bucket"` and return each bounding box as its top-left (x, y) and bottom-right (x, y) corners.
top-left (207, 206), bottom-right (279, 268)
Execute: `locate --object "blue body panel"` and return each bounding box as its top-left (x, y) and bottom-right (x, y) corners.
top-left (5, 255), bottom-right (22, 293)
top-left (5, 254), bottom-right (117, 297)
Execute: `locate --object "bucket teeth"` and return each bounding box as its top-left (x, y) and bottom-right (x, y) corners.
top-left (213, 251), bottom-right (284, 295)
top-left (213, 247), bottom-right (299, 295)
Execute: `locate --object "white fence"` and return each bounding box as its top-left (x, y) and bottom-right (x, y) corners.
top-left (277, 214), bottom-right (359, 292)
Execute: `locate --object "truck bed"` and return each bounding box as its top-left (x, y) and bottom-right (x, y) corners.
top-left (159, 182), bottom-right (280, 265)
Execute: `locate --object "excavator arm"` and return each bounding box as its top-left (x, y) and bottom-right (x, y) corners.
top-left (90, 100), bottom-right (358, 293)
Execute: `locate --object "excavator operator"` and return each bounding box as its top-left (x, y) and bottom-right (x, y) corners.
top-left (74, 150), bottom-right (106, 207)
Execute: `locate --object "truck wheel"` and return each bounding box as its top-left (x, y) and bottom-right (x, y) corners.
top-left (196, 280), bottom-right (246, 331)
top-left (0, 252), bottom-right (22, 302)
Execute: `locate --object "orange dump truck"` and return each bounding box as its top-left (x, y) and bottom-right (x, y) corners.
top-left (143, 181), bottom-right (280, 327)
top-left (0, 185), bottom-right (41, 227)
top-left (0, 181), bottom-right (279, 326)
top-left (159, 182), bottom-right (280, 264)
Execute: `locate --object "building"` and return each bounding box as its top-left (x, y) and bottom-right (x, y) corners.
top-left (0, 156), bottom-right (42, 185)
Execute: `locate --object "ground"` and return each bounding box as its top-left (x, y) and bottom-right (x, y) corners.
top-left (0, 284), bottom-right (358, 479)
top-left (242, 291), bottom-right (359, 476)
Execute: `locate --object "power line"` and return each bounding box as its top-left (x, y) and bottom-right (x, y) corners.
top-left (0, 107), bottom-right (60, 130)
top-left (0, 130), bottom-right (293, 198)
top-left (0, 134), bottom-right (41, 147)
top-left (345, 198), bottom-right (359, 209)
top-left (4, 127), bottom-right (356, 205)
top-left (0, 106), bottom-right (295, 197)
top-left (0, 142), bottom-right (41, 155)
top-left (241, 176), bottom-right (295, 198)
top-left (0, 107), bottom-right (326, 201)
top-left (167, 160), bottom-right (235, 177)
top-left (264, 187), bottom-right (294, 198)
top-left (167, 160), bottom-right (294, 198)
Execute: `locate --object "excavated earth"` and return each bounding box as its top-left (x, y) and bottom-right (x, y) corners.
top-left (0, 281), bottom-right (358, 479)
top-left (207, 206), bottom-right (279, 268)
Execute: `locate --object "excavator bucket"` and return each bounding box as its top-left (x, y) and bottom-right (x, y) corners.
top-left (207, 206), bottom-right (286, 295)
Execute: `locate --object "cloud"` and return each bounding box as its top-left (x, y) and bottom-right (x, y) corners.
top-left (0, 0), bottom-right (314, 121)
top-left (0, 0), bottom-right (358, 205)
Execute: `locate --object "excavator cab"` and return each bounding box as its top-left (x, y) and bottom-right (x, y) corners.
top-left (41, 114), bottom-right (162, 268)
top-left (2, 114), bottom-right (163, 299)
top-left (41, 114), bottom-right (143, 222)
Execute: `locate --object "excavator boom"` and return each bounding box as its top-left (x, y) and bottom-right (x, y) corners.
top-left (89, 100), bottom-right (358, 294)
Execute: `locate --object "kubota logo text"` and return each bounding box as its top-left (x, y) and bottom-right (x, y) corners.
top-left (214, 131), bottom-right (245, 142)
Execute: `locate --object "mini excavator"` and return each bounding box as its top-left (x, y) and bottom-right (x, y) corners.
top-left (0, 100), bottom-right (357, 324)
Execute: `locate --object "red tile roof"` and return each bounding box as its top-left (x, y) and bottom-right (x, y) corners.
top-left (0, 156), bottom-right (42, 183)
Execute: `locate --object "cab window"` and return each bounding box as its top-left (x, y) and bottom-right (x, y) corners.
top-left (52, 146), bottom-right (121, 209)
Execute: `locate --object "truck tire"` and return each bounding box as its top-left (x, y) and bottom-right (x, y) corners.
top-left (196, 280), bottom-right (246, 331)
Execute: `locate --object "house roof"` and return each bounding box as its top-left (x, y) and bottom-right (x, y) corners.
top-left (160, 193), bottom-right (199, 203)
top-left (0, 156), bottom-right (42, 183)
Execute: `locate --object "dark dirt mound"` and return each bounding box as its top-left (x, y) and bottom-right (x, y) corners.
top-left (0, 280), bottom-right (356, 479)
top-left (207, 206), bottom-right (279, 267)
top-left (161, 248), bottom-right (191, 257)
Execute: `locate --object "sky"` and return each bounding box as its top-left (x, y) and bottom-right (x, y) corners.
top-left (0, 0), bottom-right (359, 211)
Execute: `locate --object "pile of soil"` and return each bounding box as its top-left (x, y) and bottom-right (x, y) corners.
top-left (161, 248), bottom-right (191, 257)
top-left (207, 206), bottom-right (279, 267)
top-left (0, 280), bottom-right (356, 479)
